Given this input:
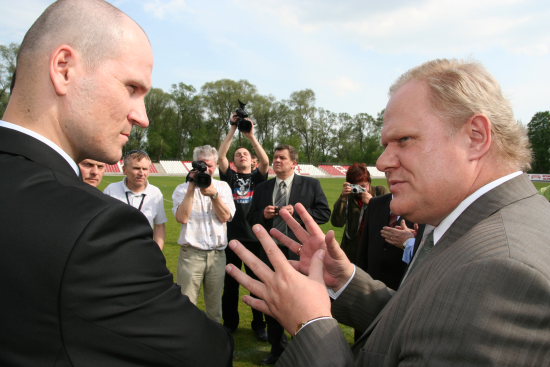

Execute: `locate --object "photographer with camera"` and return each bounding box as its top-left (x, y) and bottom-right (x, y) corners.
top-left (218, 106), bottom-right (271, 341)
top-left (331, 163), bottom-right (388, 263)
top-left (172, 145), bottom-right (236, 323)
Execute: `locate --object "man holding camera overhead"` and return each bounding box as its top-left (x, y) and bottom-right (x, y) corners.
top-left (218, 111), bottom-right (270, 340)
top-left (172, 145), bottom-right (235, 323)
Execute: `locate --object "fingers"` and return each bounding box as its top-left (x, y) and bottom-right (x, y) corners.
top-left (251, 224), bottom-right (294, 272)
top-left (278, 207), bottom-right (308, 240)
top-left (289, 203), bottom-right (325, 239)
top-left (309, 249), bottom-right (326, 283)
top-left (226, 260), bottom-right (268, 301)
top-left (242, 295), bottom-right (272, 317)
top-left (325, 230), bottom-right (343, 259)
top-left (270, 227), bottom-right (303, 255)
top-left (227, 239), bottom-right (272, 284)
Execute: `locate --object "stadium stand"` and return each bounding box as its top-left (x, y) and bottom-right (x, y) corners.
top-left (319, 165), bottom-right (349, 176)
top-left (294, 164), bottom-right (328, 177)
top-left (105, 162), bottom-right (122, 173)
top-left (159, 160), bottom-right (188, 175)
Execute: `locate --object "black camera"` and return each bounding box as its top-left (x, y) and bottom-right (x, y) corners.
top-left (232, 100), bottom-right (252, 133)
top-left (186, 160), bottom-right (212, 189)
top-left (274, 206), bottom-right (280, 215)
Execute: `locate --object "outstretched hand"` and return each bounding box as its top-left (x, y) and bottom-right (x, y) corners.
top-left (225, 203), bottom-right (356, 335)
top-left (225, 225), bottom-right (331, 335)
top-left (271, 203), bottom-right (354, 290)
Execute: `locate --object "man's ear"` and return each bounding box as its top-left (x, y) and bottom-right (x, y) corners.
top-left (466, 114), bottom-right (492, 161)
top-left (49, 45), bottom-right (77, 96)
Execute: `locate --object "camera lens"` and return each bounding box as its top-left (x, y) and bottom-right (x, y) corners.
top-left (238, 119), bottom-right (252, 133)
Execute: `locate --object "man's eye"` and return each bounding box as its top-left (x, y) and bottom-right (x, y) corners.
top-left (399, 136), bottom-right (411, 143)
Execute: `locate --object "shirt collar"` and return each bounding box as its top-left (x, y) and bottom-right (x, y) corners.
top-left (0, 120), bottom-right (80, 176)
top-left (433, 171), bottom-right (522, 244)
top-left (275, 173), bottom-right (295, 188)
top-left (123, 178), bottom-right (148, 195)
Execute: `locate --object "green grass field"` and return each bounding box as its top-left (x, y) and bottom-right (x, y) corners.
top-left (98, 175), bottom-right (549, 366)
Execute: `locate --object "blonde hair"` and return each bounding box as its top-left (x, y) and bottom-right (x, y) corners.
top-left (390, 59), bottom-right (531, 170)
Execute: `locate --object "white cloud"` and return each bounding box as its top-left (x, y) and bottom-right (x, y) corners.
top-left (143, 0), bottom-right (188, 19)
top-left (328, 76), bottom-right (362, 96)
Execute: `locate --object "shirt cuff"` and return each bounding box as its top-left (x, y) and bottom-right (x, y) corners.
top-left (327, 265), bottom-right (356, 300)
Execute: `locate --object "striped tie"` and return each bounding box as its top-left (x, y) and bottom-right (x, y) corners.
top-left (273, 181), bottom-right (287, 236)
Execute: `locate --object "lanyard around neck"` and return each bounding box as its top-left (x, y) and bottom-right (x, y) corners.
top-left (125, 191), bottom-right (146, 211)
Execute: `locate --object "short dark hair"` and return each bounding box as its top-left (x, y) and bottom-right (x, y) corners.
top-left (346, 163), bottom-right (371, 185)
top-left (274, 144), bottom-right (298, 161)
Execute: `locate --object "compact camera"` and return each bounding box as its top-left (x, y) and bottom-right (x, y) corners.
top-left (186, 160), bottom-right (212, 188)
top-left (231, 100), bottom-right (252, 133)
top-left (350, 184), bottom-right (366, 194)
top-left (274, 206), bottom-right (280, 215)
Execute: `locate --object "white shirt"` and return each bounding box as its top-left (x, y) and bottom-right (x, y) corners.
top-left (104, 180), bottom-right (168, 228)
top-left (172, 179), bottom-right (236, 250)
top-left (0, 120), bottom-right (79, 175)
top-left (432, 171), bottom-right (522, 245)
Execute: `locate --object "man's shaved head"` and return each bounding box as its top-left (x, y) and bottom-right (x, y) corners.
top-left (17, 0), bottom-right (144, 76)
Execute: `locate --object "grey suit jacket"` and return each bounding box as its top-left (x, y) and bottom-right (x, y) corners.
top-left (278, 174), bottom-right (550, 366)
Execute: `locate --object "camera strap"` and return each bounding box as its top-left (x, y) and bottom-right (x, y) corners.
top-left (125, 191), bottom-right (146, 211)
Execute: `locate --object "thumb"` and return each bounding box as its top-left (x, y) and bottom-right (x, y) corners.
top-left (401, 220), bottom-right (409, 230)
top-left (309, 249), bottom-right (325, 284)
top-left (325, 230), bottom-right (345, 260)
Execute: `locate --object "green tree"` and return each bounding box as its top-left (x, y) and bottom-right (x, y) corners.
top-left (170, 82), bottom-right (205, 159)
top-left (0, 43), bottom-right (19, 116)
top-left (527, 111), bottom-right (550, 173)
top-left (284, 89), bottom-right (317, 163)
top-left (145, 88), bottom-right (179, 160)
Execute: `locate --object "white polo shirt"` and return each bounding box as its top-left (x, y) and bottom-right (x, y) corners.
top-left (172, 179), bottom-right (235, 250)
top-left (104, 180), bottom-right (168, 228)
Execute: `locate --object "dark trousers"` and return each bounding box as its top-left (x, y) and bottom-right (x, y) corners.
top-left (222, 241), bottom-right (266, 332)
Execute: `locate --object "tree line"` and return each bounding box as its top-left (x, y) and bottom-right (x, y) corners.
top-left (1, 42), bottom-right (548, 171)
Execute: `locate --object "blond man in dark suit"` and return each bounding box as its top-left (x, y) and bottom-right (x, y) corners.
top-left (227, 59), bottom-right (550, 366)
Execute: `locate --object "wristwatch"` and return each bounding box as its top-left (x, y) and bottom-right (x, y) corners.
top-left (211, 192), bottom-right (219, 200)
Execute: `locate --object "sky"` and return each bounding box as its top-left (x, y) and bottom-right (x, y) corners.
top-left (1, 0), bottom-right (549, 124)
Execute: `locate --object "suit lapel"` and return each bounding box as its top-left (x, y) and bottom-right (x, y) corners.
top-left (436, 174), bottom-right (536, 249)
top-left (0, 126), bottom-right (79, 181)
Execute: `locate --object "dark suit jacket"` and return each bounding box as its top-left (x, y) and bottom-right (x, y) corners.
top-left (355, 193), bottom-right (409, 290)
top-left (248, 174), bottom-right (331, 249)
top-left (0, 126), bottom-right (232, 366)
top-left (278, 174), bottom-right (550, 366)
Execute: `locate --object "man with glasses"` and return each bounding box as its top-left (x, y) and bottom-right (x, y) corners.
top-left (104, 150), bottom-right (167, 250)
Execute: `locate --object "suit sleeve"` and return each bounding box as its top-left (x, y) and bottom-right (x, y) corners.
top-left (301, 179), bottom-right (331, 225)
top-left (277, 268), bottom-right (393, 367)
top-left (391, 257), bottom-right (550, 366)
top-left (61, 203), bottom-right (233, 366)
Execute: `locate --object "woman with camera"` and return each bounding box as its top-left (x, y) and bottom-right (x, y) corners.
top-left (330, 163), bottom-right (387, 263)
